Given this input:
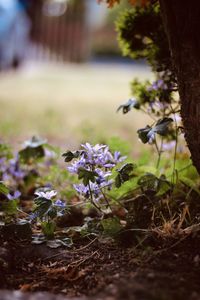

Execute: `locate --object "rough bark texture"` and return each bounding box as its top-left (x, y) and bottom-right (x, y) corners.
top-left (159, 0), bottom-right (200, 173)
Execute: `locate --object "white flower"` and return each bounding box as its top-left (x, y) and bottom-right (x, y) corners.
top-left (35, 190), bottom-right (57, 200)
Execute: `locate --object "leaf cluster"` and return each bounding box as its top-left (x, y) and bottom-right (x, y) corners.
top-left (19, 136), bottom-right (47, 164)
top-left (137, 117), bottom-right (173, 144)
top-left (62, 150), bottom-right (82, 162)
top-left (78, 168), bottom-right (99, 186)
top-left (116, 3), bottom-right (174, 79)
top-left (115, 163), bottom-right (135, 187)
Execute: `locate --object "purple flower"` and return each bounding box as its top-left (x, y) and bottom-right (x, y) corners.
top-left (113, 151), bottom-right (126, 163)
top-left (2, 172), bottom-right (12, 182)
top-left (74, 182), bottom-right (102, 199)
top-left (0, 155), bottom-right (27, 183)
top-left (53, 199), bottom-right (66, 208)
top-left (73, 183), bottom-right (90, 198)
top-left (74, 174), bottom-right (113, 200)
top-left (11, 169), bottom-right (25, 179)
top-left (7, 157), bottom-right (26, 180)
top-left (67, 156), bottom-right (87, 174)
top-left (29, 211), bottom-right (40, 221)
top-left (67, 143), bottom-right (126, 173)
top-left (44, 149), bottom-right (56, 159)
top-left (66, 143), bottom-right (126, 200)
top-left (157, 79), bottom-right (164, 88)
top-left (7, 190), bottom-right (21, 200)
top-left (81, 143), bottom-right (106, 154)
top-left (95, 168), bottom-right (112, 184)
top-left (172, 114), bottom-right (182, 123)
top-left (0, 157), bottom-right (7, 173)
top-left (162, 141), bottom-right (176, 151)
top-left (148, 79), bottom-right (168, 92)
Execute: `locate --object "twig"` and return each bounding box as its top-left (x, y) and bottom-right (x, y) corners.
top-left (69, 250), bottom-right (98, 268)
top-left (72, 237), bottom-right (98, 253)
top-left (42, 251), bottom-right (66, 261)
top-left (153, 235), bottom-right (188, 255)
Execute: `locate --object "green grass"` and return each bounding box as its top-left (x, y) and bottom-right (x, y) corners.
top-left (0, 61), bottom-right (153, 150)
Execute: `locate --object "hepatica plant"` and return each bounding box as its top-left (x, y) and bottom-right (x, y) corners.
top-left (63, 143), bottom-right (127, 211)
top-left (30, 188), bottom-right (66, 239)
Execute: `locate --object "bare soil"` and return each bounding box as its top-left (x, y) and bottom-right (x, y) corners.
top-left (1, 234), bottom-right (200, 300)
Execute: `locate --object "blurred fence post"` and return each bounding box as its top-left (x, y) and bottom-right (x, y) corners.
top-left (30, 0), bottom-right (91, 63)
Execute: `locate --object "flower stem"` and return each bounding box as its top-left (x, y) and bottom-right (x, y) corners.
top-left (155, 138), bottom-right (163, 169)
top-left (88, 182), bottom-right (102, 213)
top-left (100, 188), bottom-right (113, 212)
top-left (170, 105), bottom-right (179, 185)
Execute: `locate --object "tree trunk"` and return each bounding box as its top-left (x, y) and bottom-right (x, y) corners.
top-left (159, 0), bottom-right (200, 174)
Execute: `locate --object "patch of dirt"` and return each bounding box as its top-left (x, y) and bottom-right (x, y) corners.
top-left (1, 234), bottom-right (200, 300)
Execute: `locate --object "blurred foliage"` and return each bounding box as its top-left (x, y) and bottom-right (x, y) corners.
top-left (116, 2), bottom-right (175, 82)
top-left (98, 0), bottom-right (150, 8)
top-left (105, 0), bottom-right (131, 26)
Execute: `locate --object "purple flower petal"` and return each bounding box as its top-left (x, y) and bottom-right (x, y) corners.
top-left (7, 190), bottom-right (21, 200)
top-left (54, 199), bottom-right (66, 208)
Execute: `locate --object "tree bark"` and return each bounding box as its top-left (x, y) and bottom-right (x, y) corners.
top-left (159, 0), bottom-right (200, 173)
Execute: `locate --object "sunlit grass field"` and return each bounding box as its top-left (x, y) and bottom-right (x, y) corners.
top-left (0, 61), bottom-right (153, 150)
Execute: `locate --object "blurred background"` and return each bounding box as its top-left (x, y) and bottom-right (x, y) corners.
top-left (0, 0), bottom-right (152, 151)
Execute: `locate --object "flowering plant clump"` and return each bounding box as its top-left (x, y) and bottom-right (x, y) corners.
top-left (63, 143), bottom-right (126, 209)
top-left (0, 155), bottom-right (26, 184)
top-left (30, 188), bottom-right (66, 239)
top-left (30, 189), bottom-right (66, 221)
top-left (0, 181), bottom-right (21, 224)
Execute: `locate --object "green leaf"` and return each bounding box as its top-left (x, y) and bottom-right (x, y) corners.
top-left (62, 150), bottom-right (81, 162)
top-left (41, 221), bottom-right (56, 239)
top-left (180, 176), bottom-right (200, 196)
top-left (0, 182), bottom-right (9, 195)
top-left (156, 175), bottom-right (172, 196)
top-left (117, 98), bottom-right (140, 114)
top-left (44, 143), bottom-right (60, 157)
top-left (138, 172), bottom-right (159, 192)
top-left (137, 118), bottom-right (173, 144)
top-left (2, 199), bottom-right (18, 216)
top-left (115, 174), bottom-right (122, 188)
top-left (153, 117), bottom-right (173, 136)
top-left (0, 143), bottom-right (13, 159)
top-left (118, 163), bottom-right (135, 174)
top-left (107, 136), bottom-right (131, 156)
top-left (48, 207), bottom-right (57, 219)
top-left (78, 167), bottom-right (98, 186)
top-left (137, 126), bottom-right (152, 144)
top-left (34, 197), bottom-right (52, 219)
top-left (32, 233), bottom-right (46, 245)
top-left (115, 163), bottom-right (135, 187)
top-left (101, 217), bottom-right (122, 237)
top-left (46, 238), bottom-right (73, 248)
top-left (19, 146), bottom-right (45, 163)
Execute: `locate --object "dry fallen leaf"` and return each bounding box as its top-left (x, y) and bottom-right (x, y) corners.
top-left (20, 283), bottom-right (32, 292)
top-left (41, 264), bottom-right (87, 282)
